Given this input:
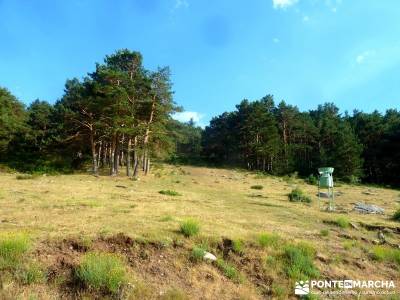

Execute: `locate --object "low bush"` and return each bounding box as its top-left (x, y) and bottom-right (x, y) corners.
top-left (232, 239), bottom-right (245, 254)
top-left (0, 233), bottom-right (30, 270)
top-left (180, 219), bottom-right (200, 237)
top-left (335, 217), bottom-right (350, 229)
top-left (16, 263), bottom-right (45, 285)
top-left (283, 242), bottom-right (319, 280)
top-left (250, 185), bottom-right (263, 190)
top-left (392, 209), bottom-right (400, 221)
top-left (320, 229), bottom-right (329, 237)
top-left (160, 215), bottom-right (174, 222)
top-left (16, 174), bottom-right (38, 180)
top-left (306, 174), bottom-right (318, 185)
top-left (159, 190), bottom-right (181, 196)
top-left (343, 175), bottom-right (361, 185)
top-left (258, 233), bottom-right (280, 248)
top-left (76, 252), bottom-right (127, 294)
top-left (215, 259), bottom-right (242, 282)
top-left (371, 246), bottom-right (400, 265)
top-left (190, 246), bottom-right (206, 262)
top-left (288, 188), bottom-right (311, 203)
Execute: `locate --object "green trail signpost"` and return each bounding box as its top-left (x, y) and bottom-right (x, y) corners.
top-left (318, 167), bottom-right (334, 211)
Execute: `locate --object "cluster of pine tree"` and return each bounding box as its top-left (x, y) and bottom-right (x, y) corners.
top-left (202, 96), bottom-right (400, 187)
top-left (0, 49), bottom-right (200, 177)
top-left (1, 49), bottom-right (399, 187)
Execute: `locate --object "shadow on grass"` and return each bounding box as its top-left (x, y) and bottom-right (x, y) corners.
top-left (247, 201), bottom-right (284, 208)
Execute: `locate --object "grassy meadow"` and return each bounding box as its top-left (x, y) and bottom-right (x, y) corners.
top-left (1, 164), bottom-right (400, 299)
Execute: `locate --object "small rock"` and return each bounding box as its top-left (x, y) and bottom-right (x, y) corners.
top-left (203, 251), bottom-right (217, 261)
top-left (354, 202), bottom-right (384, 214)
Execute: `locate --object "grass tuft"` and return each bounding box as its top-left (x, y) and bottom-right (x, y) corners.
top-left (232, 239), bottom-right (245, 254)
top-left (76, 252), bottom-right (127, 294)
top-left (371, 246), bottom-right (400, 265)
top-left (320, 229), bottom-right (329, 237)
top-left (159, 190), bottom-right (181, 196)
top-left (17, 263), bottom-right (45, 285)
top-left (283, 242), bottom-right (319, 280)
top-left (180, 219), bottom-right (200, 237)
top-left (306, 174), bottom-right (318, 185)
top-left (190, 246), bottom-right (206, 262)
top-left (258, 233), bottom-right (280, 248)
top-left (288, 188), bottom-right (311, 203)
top-left (392, 209), bottom-right (400, 221)
top-left (250, 185), bottom-right (263, 190)
top-left (160, 215), bottom-right (174, 222)
top-left (215, 259), bottom-right (242, 283)
top-left (16, 174), bottom-right (38, 180)
top-left (0, 233), bottom-right (30, 270)
top-left (335, 217), bottom-right (350, 229)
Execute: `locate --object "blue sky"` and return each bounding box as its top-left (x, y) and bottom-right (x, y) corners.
top-left (1, 0), bottom-right (399, 126)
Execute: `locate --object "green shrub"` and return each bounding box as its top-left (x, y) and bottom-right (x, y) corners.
top-left (17, 263), bottom-right (45, 285)
top-left (232, 239), bottom-right (245, 254)
top-left (343, 175), bottom-right (361, 185)
top-left (392, 209), bottom-right (400, 221)
top-left (258, 233), bottom-right (280, 248)
top-left (76, 252), bottom-right (127, 294)
top-left (264, 255), bottom-right (278, 268)
top-left (16, 174), bottom-right (38, 180)
top-left (159, 190), bottom-right (181, 196)
top-left (371, 246), bottom-right (400, 265)
top-left (288, 188), bottom-right (311, 203)
top-left (180, 219), bottom-right (200, 237)
top-left (343, 240), bottom-right (357, 250)
top-left (190, 247), bottom-right (206, 262)
top-left (306, 174), bottom-right (318, 185)
top-left (160, 215), bottom-right (174, 222)
top-left (335, 217), bottom-right (350, 229)
top-left (320, 229), bottom-right (329, 237)
top-left (283, 243), bottom-right (319, 280)
top-left (0, 233), bottom-right (30, 270)
top-left (250, 185), bottom-right (263, 190)
top-left (215, 259), bottom-right (242, 282)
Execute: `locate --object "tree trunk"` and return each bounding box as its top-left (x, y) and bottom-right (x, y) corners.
top-left (110, 135), bottom-right (116, 176)
top-left (97, 141), bottom-right (102, 169)
top-left (142, 150), bottom-right (147, 172)
top-left (103, 143), bottom-right (108, 167)
top-left (145, 157), bottom-right (150, 175)
top-left (126, 138), bottom-right (131, 177)
top-left (114, 135), bottom-right (120, 175)
top-left (90, 130), bottom-right (98, 175)
top-left (133, 152), bottom-right (139, 178)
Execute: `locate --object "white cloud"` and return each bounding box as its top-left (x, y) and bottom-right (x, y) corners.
top-left (273, 37), bottom-right (280, 43)
top-left (172, 111), bottom-right (204, 125)
top-left (173, 0), bottom-right (189, 10)
top-left (272, 0), bottom-right (298, 9)
top-left (356, 50), bottom-right (375, 64)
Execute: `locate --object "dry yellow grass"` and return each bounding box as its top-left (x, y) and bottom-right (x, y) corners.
top-left (1, 165), bottom-right (399, 240)
top-left (1, 164), bottom-right (400, 298)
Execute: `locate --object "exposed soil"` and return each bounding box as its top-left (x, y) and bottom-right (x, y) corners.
top-left (33, 234), bottom-right (267, 299)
